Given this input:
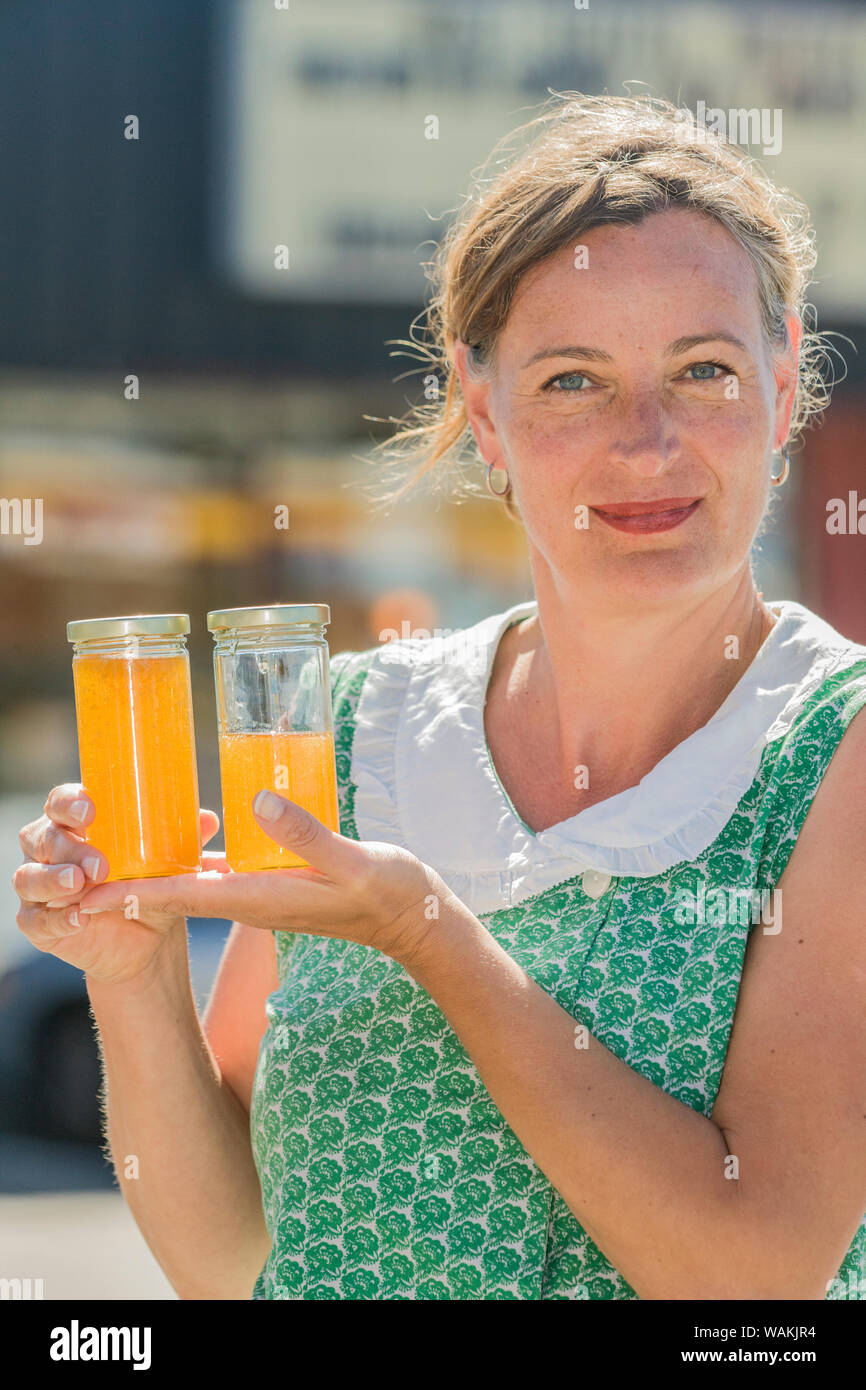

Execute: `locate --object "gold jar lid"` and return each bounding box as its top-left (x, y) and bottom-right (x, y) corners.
top-left (206, 603), bottom-right (330, 632)
top-left (67, 613), bottom-right (191, 642)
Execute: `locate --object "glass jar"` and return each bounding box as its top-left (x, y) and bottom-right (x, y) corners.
top-left (67, 614), bottom-right (202, 881)
top-left (207, 603), bottom-right (339, 871)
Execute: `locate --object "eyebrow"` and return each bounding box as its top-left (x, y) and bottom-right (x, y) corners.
top-left (521, 333), bottom-right (750, 369)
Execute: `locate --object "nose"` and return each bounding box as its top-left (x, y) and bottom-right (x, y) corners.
top-left (608, 392), bottom-right (679, 478)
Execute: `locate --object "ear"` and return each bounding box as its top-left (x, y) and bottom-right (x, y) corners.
top-left (453, 341), bottom-right (503, 466)
top-left (772, 311), bottom-right (802, 449)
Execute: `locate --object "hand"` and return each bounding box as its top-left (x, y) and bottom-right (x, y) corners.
top-left (77, 789), bottom-right (449, 967)
top-left (14, 783), bottom-right (224, 985)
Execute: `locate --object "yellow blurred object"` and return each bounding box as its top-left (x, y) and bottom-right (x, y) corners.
top-left (187, 491), bottom-right (262, 562)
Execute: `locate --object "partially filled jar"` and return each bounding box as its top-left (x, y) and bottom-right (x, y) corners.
top-left (67, 614), bottom-right (202, 881)
top-left (207, 603), bottom-right (339, 871)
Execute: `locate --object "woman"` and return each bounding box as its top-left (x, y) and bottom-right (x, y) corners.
top-left (14, 94), bottom-right (866, 1301)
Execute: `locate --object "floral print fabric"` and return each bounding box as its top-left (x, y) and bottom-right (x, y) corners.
top-left (249, 645), bottom-right (866, 1299)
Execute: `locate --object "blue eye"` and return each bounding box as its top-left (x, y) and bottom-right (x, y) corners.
top-left (688, 362), bottom-right (725, 381)
top-left (548, 372), bottom-right (588, 392)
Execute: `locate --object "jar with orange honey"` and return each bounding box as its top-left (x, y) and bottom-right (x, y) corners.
top-left (207, 603), bottom-right (339, 871)
top-left (67, 614), bottom-right (202, 881)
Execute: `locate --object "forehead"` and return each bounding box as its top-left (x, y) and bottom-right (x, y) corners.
top-left (503, 208), bottom-right (762, 351)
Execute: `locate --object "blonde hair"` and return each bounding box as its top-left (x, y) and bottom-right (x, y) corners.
top-left (366, 92), bottom-right (836, 521)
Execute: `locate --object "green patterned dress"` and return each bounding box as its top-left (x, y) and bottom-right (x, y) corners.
top-left (249, 599), bottom-right (866, 1299)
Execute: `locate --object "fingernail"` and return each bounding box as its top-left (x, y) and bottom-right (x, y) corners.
top-left (58, 866), bottom-right (78, 890)
top-left (254, 790), bottom-right (285, 822)
top-left (82, 856), bottom-right (102, 882)
top-left (67, 909), bottom-right (80, 928)
top-left (69, 799), bottom-right (90, 824)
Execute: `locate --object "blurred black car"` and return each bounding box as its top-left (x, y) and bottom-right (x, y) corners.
top-left (0, 918), bottom-right (232, 1145)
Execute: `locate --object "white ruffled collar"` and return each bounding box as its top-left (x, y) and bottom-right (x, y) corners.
top-left (350, 599), bottom-right (866, 913)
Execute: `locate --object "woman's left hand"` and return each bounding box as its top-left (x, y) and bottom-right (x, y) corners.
top-left (77, 790), bottom-right (450, 966)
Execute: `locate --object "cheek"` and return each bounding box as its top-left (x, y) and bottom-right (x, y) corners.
top-left (675, 385), bottom-right (773, 446)
top-left (502, 406), bottom-right (594, 482)
top-left (687, 405), bottom-right (769, 486)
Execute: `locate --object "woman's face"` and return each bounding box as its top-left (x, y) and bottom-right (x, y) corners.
top-left (456, 207), bottom-right (801, 609)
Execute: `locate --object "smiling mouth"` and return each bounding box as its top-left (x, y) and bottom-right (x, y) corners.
top-left (591, 498), bottom-right (702, 533)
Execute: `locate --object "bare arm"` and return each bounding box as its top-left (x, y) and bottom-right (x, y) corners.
top-left (87, 922), bottom-right (276, 1301)
top-left (401, 708), bottom-right (866, 1300)
top-left (14, 787), bottom-right (279, 1301)
top-left (200, 919), bottom-right (279, 1116)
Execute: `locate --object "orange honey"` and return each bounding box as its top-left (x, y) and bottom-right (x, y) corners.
top-left (218, 729), bottom-right (339, 871)
top-left (72, 653), bottom-right (201, 880)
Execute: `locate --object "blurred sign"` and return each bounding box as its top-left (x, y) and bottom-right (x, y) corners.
top-left (215, 0), bottom-right (866, 312)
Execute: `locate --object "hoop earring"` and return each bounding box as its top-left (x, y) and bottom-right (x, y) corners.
top-left (770, 447), bottom-right (790, 487)
top-left (486, 461), bottom-right (511, 497)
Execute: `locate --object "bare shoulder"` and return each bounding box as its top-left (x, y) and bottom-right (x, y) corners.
top-left (201, 922), bottom-right (279, 1116)
top-left (709, 703), bottom-right (866, 1296)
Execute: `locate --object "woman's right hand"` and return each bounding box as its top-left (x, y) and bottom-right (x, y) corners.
top-left (13, 784), bottom-right (222, 986)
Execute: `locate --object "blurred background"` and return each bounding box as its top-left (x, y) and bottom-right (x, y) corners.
top-left (1, 0), bottom-right (864, 1298)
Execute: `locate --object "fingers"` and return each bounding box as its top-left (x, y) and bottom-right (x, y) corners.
top-left (16, 899), bottom-right (90, 952)
top-left (201, 848), bottom-right (231, 874)
top-left (43, 784), bottom-right (95, 832)
top-left (15, 794), bottom-right (221, 913)
top-left (200, 808), bottom-right (221, 848)
top-left (13, 852), bottom-right (107, 906)
top-left (19, 786), bottom-right (94, 866)
top-left (15, 793), bottom-right (223, 939)
top-left (252, 791), bottom-right (361, 880)
top-left (78, 865), bottom-right (329, 926)
top-left (80, 872), bottom-right (218, 920)
top-left (15, 785), bottom-right (106, 907)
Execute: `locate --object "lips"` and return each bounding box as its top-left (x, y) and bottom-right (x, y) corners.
top-left (593, 498), bottom-right (701, 516)
top-left (591, 498), bottom-right (702, 534)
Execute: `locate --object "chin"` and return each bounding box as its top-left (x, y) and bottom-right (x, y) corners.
top-left (588, 549), bottom-right (716, 604)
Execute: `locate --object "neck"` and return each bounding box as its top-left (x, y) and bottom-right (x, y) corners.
top-left (508, 565), bottom-right (776, 796)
